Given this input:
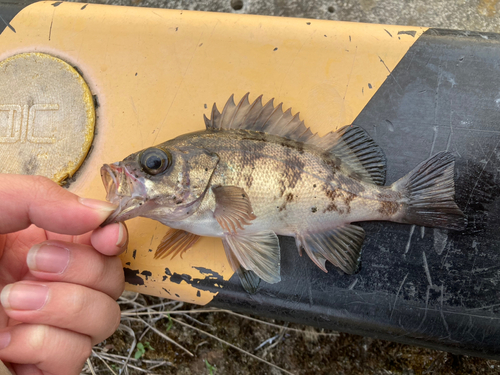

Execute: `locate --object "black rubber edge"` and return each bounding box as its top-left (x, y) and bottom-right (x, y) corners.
top-left (197, 27), bottom-right (500, 360)
top-left (0, 0), bottom-right (38, 35)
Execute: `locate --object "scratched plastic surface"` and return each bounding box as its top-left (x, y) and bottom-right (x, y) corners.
top-left (205, 29), bottom-right (500, 359)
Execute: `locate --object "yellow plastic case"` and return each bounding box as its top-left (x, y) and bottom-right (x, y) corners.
top-left (0, 1), bottom-right (424, 302)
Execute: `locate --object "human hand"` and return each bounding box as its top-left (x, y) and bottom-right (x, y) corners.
top-left (0, 175), bottom-right (127, 375)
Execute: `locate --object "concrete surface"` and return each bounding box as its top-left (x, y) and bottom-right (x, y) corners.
top-left (75, 0), bottom-right (500, 33)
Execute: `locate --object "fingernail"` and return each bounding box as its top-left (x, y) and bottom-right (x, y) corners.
top-left (27, 244), bottom-right (70, 274)
top-left (0, 331), bottom-right (10, 350)
top-left (1, 283), bottom-right (49, 311)
top-left (116, 222), bottom-right (127, 247)
top-left (78, 197), bottom-right (117, 213)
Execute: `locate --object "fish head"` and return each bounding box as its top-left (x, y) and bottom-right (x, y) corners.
top-left (101, 142), bottom-right (219, 225)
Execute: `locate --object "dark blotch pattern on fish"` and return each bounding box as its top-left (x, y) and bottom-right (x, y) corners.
top-left (324, 187), bottom-right (337, 201)
top-left (283, 155), bottom-right (305, 190)
top-left (376, 190), bottom-right (401, 217)
top-left (322, 188), bottom-right (356, 214)
top-left (279, 178), bottom-right (287, 197)
top-left (278, 192), bottom-right (294, 212)
top-left (343, 191), bottom-right (356, 214)
top-left (244, 173), bottom-right (253, 188)
top-left (378, 201), bottom-right (400, 217)
top-left (377, 191), bottom-right (395, 200)
top-left (323, 188), bottom-right (339, 213)
top-left (280, 138), bottom-right (305, 154)
top-left (322, 153), bottom-right (342, 173)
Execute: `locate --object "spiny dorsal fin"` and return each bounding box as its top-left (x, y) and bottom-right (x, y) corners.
top-left (204, 93), bottom-right (313, 143)
top-left (327, 125), bottom-right (387, 186)
top-left (204, 94), bottom-right (386, 185)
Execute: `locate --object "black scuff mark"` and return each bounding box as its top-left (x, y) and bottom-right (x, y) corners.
top-left (124, 268), bottom-right (145, 285)
top-left (141, 270), bottom-right (152, 280)
top-left (164, 267), bottom-right (172, 276)
top-left (162, 287), bottom-right (171, 295)
top-left (81, 4), bottom-right (88, 10)
top-left (378, 55), bottom-right (403, 91)
top-left (193, 266), bottom-right (223, 279)
top-left (48, 15), bottom-right (54, 41)
top-left (164, 269), bottom-right (224, 293)
top-left (170, 273), bottom-right (192, 284)
top-left (93, 95), bottom-right (100, 109)
top-left (48, 2), bottom-right (63, 42)
top-left (175, 293), bottom-right (180, 298)
top-left (148, 248), bottom-right (153, 252)
top-left (0, 15), bottom-right (16, 33)
top-left (135, 72), bottom-right (138, 76)
top-left (132, 249), bottom-right (137, 259)
top-left (72, 65), bottom-right (84, 78)
top-left (22, 156), bottom-right (38, 175)
top-left (349, 35), bottom-right (351, 42)
top-left (368, 83), bottom-right (372, 89)
top-left (126, 262), bottom-right (131, 266)
top-left (397, 30), bottom-right (416, 37)
top-left (306, 22), bottom-right (311, 25)
top-left (197, 291), bottom-right (201, 297)
top-left (273, 47), bottom-right (278, 51)
top-left (384, 29), bottom-right (393, 37)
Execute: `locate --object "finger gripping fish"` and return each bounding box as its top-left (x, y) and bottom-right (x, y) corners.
top-left (101, 93), bottom-right (465, 293)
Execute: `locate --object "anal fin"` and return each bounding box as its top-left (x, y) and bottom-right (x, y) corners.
top-left (154, 228), bottom-right (201, 260)
top-left (296, 225), bottom-right (365, 274)
top-left (222, 230), bottom-right (281, 289)
top-left (238, 267), bottom-right (261, 294)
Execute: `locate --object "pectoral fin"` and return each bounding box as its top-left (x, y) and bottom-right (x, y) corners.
top-left (154, 228), bottom-right (201, 260)
top-left (296, 225), bottom-right (365, 274)
top-left (222, 230), bottom-right (281, 286)
top-left (213, 186), bottom-right (257, 233)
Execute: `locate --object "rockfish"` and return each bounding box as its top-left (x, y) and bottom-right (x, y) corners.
top-left (101, 94), bottom-right (465, 292)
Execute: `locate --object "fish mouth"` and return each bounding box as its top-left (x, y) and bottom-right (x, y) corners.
top-left (101, 164), bottom-right (147, 226)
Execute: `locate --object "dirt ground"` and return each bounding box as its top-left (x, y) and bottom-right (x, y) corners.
top-left (83, 294), bottom-right (500, 375)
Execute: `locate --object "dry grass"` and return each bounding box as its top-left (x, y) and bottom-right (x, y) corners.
top-left (80, 291), bottom-right (500, 375)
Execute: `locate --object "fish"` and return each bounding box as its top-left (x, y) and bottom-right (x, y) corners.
top-left (101, 93), bottom-right (465, 293)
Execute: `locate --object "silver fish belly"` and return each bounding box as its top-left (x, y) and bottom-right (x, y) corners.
top-left (101, 93), bottom-right (465, 293)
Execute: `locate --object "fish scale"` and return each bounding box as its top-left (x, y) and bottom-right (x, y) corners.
top-left (101, 93), bottom-right (465, 293)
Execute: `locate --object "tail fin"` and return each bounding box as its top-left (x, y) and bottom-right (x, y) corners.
top-left (392, 152), bottom-right (466, 230)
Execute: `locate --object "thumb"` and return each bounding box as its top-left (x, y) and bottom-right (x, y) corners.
top-left (0, 175), bottom-right (116, 235)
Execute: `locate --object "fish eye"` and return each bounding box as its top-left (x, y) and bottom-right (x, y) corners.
top-left (139, 148), bottom-right (172, 175)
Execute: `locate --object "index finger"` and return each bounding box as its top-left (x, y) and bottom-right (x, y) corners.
top-left (0, 174), bottom-right (116, 235)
